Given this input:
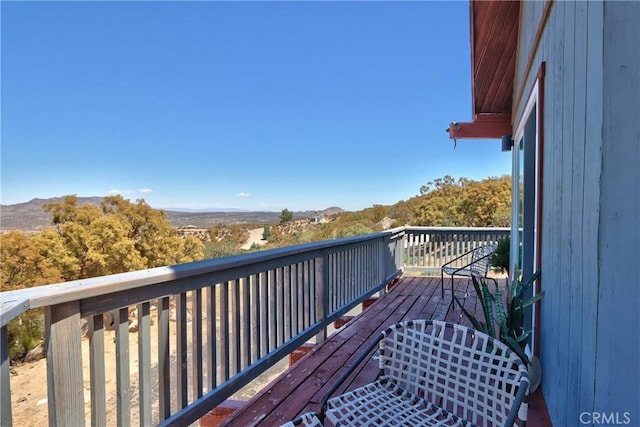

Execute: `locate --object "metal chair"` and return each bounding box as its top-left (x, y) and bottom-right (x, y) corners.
top-left (318, 320), bottom-right (529, 426)
top-left (440, 243), bottom-right (498, 298)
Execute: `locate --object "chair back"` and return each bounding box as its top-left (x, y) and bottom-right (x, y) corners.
top-left (469, 243), bottom-right (498, 277)
top-left (378, 320), bottom-right (528, 426)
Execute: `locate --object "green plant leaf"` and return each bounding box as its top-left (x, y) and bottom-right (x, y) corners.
top-left (493, 282), bottom-right (509, 339)
top-left (503, 335), bottom-right (529, 365)
top-left (521, 290), bottom-right (546, 309)
top-left (453, 292), bottom-right (488, 333)
top-left (480, 280), bottom-right (496, 338)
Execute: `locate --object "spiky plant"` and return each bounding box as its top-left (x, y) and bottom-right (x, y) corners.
top-left (490, 236), bottom-right (510, 274)
top-left (453, 270), bottom-right (544, 365)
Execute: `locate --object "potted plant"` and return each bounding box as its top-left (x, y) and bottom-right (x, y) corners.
top-left (453, 270), bottom-right (544, 389)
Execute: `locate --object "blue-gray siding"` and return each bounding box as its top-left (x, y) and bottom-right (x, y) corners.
top-left (514, 2), bottom-right (640, 425)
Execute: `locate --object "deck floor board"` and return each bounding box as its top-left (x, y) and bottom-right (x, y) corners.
top-left (220, 275), bottom-right (540, 426)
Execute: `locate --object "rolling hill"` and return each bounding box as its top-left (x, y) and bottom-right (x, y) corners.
top-left (0, 197), bottom-right (344, 232)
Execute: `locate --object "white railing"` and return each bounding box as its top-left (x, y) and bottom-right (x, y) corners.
top-left (403, 226), bottom-right (509, 272)
top-left (0, 226), bottom-right (506, 427)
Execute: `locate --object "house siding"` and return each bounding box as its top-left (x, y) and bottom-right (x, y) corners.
top-left (596, 0), bottom-right (640, 418)
top-left (513, 2), bottom-right (639, 425)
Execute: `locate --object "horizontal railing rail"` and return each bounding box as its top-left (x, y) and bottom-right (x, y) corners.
top-left (0, 228), bottom-right (405, 427)
top-left (0, 226), bottom-right (507, 426)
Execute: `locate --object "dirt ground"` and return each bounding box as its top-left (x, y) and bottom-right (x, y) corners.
top-left (240, 228), bottom-right (267, 250)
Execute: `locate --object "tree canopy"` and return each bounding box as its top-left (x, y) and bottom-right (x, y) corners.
top-left (410, 175), bottom-right (511, 227)
top-left (256, 175), bottom-right (511, 250)
top-left (1, 195), bottom-right (204, 290)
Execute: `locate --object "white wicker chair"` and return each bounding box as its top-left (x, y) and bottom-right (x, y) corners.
top-left (319, 320), bottom-right (529, 426)
top-left (280, 412), bottom-right (323, 427)
top-left (440, 243), bottom-right (498, 298)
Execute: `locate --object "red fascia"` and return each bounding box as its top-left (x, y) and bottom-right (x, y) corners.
top-left (448, 114), bottom-right (512, 140)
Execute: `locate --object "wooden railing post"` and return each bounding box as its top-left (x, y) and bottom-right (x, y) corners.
top-left (45, 301), bottom-right (85, 427)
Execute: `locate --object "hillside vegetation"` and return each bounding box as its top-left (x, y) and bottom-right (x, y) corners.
top-left (1, 175), bottom-right (510, 361)
top-left (203, 174), bottom-right (511, 255)
top-left (2, 175), bottom-right (510, 290)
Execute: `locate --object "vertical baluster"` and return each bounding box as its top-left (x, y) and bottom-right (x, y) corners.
top-left (335, 252), bottom-right (341, 310)
top-left (89, 314), bottom-right (106, 427)
top-left (268, 270), bottom-right (277, 352)
top-left (303, 261), bottom-right (311, 329)
top-left (375, 237), bottom-right (382, 286)
top-left (176, 293), bottom-right (188, 409)
top-left (353, 246), bottom-right (365, 298)
top-left (230, 280), bottom-right (241, 375)
top-left (347, 248), bottom-right (351, 299)
top-left (241, 277), bottom-right (250, 370)
top-left (276, 268), bottom-right (284, 347)
top-left (354, 247), bottom-right (358, 297)
top-left (251, 274), bottom-right (261, 362)
top-left (410, 232), bottom-right (415, 266)
top-left (116, 307), bottom-right (131, 427)
top-left (296, 263), bottom-right (304, 334)
top-left (288, 264), bottom-right (297, 337)
top-left (157, 297), bottom-right (170, 420)
top-left (425, 232), bottom-right (430, 269)
top-left (339, 252), bottom-right (345, 307)
top-left (350, 248), bottom-right (355, 301)
top-left (259, 272), bottom-right (269, 357)
top-left (281, 266), bottom-right (291, 342)
top-left (137, 302), bottom-right (151, 427)
top-left (326, 253), bottom-right (333, 313)
top-left (191, 289), bottom-right (203, 400)
top-left (336, 252), bottom-right (341, 311)
top-left (431, 231), bottom-right (436, 268)
top-left (220, 281), bottom-right (230, 381)
top-left (316, 251), bottom-right (328, 343)
top-left (363, 244), bottom-right (368, 292)
top-left (355, 247), bottom-right (361, 297)
top-left (344, 250), bottom-right (350, 303)
top-left (206, 285), bottom-right (217, 390)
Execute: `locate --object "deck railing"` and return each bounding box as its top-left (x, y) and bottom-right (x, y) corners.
top-left (0, 226), bottom-right (507, 427)
top-left (403, 226), bottom-right (509, 272)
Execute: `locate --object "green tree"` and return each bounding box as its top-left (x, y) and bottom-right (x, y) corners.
top-left (1, 231), bottom-right (63, 290)
top-left (262, 225), bottom-right (272, 241)
top-left (100, 195), bottom-right (203, 267)
top-left (42, 195), bottom-right (204, 279)
top-left (279, 208), bottom-right (293, 224)
top-left (0, 231), bottom-right (59, 362)
top-left (411, 175), bottom-right (511, 227)
top-left (3, 195), bottom-right (205, 362)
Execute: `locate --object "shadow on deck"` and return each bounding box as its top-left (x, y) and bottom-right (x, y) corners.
top-left (211, 275), bottom-right (551, 426)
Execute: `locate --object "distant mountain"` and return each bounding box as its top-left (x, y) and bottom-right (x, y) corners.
top-left (0, 197), bottom-right (344, 232)
top-left (0, 197), bottom-right (104, 232)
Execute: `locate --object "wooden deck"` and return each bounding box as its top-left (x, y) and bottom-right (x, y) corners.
top-left (220, 275), bottom-right (551, 426)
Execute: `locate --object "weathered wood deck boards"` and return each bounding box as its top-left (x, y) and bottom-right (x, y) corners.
top-left (222, 275), bottom-right (484, 426)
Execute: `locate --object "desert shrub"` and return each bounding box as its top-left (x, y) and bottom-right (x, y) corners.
top-left (7, 310), bottom-right (44, 362)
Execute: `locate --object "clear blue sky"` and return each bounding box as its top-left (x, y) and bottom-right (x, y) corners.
top-left (1, 1), bottom-right (510, 212)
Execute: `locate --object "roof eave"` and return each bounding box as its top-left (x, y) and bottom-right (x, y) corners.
top-left (449, 0), bottom-right (520, 140)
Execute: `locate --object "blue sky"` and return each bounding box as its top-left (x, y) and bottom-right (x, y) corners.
top-left (1, 1), bottom-right (510, 212)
